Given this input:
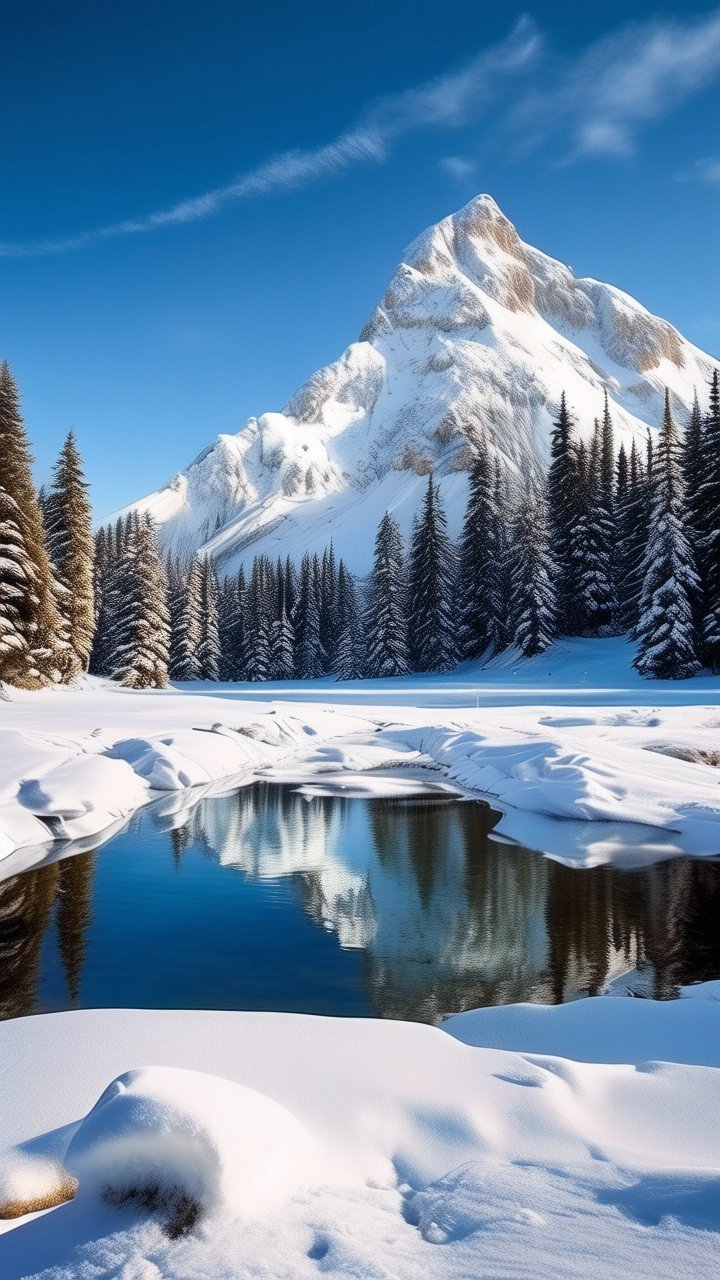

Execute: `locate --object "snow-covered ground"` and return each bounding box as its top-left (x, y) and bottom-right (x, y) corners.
top-left (0, 990), bottom-right (718, 1278)
top-left (1, 638), bottom-right (719, 876)
top-left (1, 638), bottom-right (718, 1275)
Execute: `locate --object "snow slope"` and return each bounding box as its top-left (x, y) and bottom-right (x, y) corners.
top-left (117, 194), bottom-right (717, 572)
top-left (0, 996), bottom-right (718, 1278)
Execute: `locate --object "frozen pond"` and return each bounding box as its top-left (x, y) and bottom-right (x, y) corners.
top-left (1, 782), bottom-right (718, 1023)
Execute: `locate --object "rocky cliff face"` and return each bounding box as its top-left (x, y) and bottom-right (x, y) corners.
top-left (119, 195), bottom-right (715, 574)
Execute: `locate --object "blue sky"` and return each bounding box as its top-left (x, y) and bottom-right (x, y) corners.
top-left (1, 0), bottom-right (719, 517)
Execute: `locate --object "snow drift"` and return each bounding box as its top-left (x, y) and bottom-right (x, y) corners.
top-left (1, 997), bottom-right (719, 1278)
top-left (117, 194), bottom-right (717, 573)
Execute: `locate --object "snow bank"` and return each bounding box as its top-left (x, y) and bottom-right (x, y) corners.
top-left (0, 999), bottom-right (718, 1278)
top-left (442, 994), bottom-right (720, 1066)
top-left (1, 644), bottom-right (719, 875)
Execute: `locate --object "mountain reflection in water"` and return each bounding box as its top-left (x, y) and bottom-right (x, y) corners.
top-left (0, 783), bottom-right (718, 1024)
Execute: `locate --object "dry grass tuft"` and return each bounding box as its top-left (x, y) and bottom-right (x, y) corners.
top-left (0, 1173), bottom-right (78, 1219)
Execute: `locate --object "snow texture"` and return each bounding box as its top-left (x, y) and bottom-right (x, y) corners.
top-left (115, 194), bottom-right (717, 574)
top-left (0, 637), bottom-right (719, 874)
top-left (0, 995), bottom-right (718, 1277)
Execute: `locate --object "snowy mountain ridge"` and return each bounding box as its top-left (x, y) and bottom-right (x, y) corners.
top-left (118, 194), bottom-right (716, 574)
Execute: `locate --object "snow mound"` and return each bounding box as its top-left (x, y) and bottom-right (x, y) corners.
top-left (64, 1066), bottom-right (317, 1229)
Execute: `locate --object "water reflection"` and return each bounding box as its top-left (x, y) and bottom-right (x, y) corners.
top-left (0, 784), bottom-right (718, 1024)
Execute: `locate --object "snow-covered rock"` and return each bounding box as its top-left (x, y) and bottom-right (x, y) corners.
top-left (117, 194), bottom-right (717, 573)
top-left (63, 1067), bottom-right (317, 1228)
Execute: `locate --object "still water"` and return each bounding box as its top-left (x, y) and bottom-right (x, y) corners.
top-left (1, 783), bottom-right (718, 1023)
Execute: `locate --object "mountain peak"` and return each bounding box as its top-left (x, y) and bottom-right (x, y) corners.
top-left (118, 198), bottom-right (716, 574)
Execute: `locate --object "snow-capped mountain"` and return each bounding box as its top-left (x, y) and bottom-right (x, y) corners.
top-left (119, 194), bottom-right (716, 573)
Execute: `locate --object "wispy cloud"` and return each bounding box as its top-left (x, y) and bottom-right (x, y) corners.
top-left (5, 10), bottom-right (719, 258)
top-left (1, 17), bottom-right (540, 257)
top-left (438, 155), bottom-right (476, 181)
top-left (677, 156), bottom-right (720, 186)
top-left (509, 8), bottom-right (720, 161)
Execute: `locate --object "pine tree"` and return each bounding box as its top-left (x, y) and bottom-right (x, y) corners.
top-left (408, 476), bottom-right (456, 672)
top-left (319, 543), bottom-right (339, 673)
top-left (197, 556), bottom-right (221, 681)
top-left (245, 555), bottom-right (272, 681)
top-left (365, 512), bottom-right (409, 678)
top-left (89, 526), bottom-right (110, 674)
top-left (571, 422), bottom-right (615, 634)
top-left (0, 362), bottom-right (64, 685)
top-left (112, 514), bottom-right (171, 688)
top-left (218, 575), bottom-right (240, 680)
top-left (294, 554), bottom-right (323, 679)
top-left (508, 490), bottom-right (556, 656)
top-left (634, 391), bottom-right (700, 679)
top-left (166, 553), bottom-right (186, 679)
top-left (615, 441), bottom-right (641, 631)
top-left (234, 566), bottom-right (249, 680)
top-left (696, 371), bottom-right (720, 670)
top-left (43, 431), bottom-right (94, 671)
top-left (174, 554), bottom-right (203, 680)
top-left (335, 561), bottom-right (365, 680)
top-left (683, 392), bottom-right (704, 536)
top-left (268, 569), bottom-right (295, 681)
top-left (490, 459), bottom-right (512, 651)
top-left (0, 484), bottom-right (32, 682)
top-left (457, 436), bottom-right (498, 659)
top-left (546, 393), bottom-right (579, 634)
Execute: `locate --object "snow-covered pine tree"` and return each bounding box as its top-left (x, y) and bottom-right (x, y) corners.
top-left (319, 543), bottom-right (339, 674)
top-left (166, 553), bottom-right (186, 679)
top-left (618, 438), bottom-right (652, 632)
top-left (408, 476), bottom-right (456, 672)
top-left (683, 392), bottom-right (704, 536)
top-left (0, 362), bottom-right (64, 685)
top-left (634, 391), bottom-right (700, 679)
top-left (457, 434), bottom-right (498, 659)
top-left (546, 392), bottom-right (579, 635)
top-left (508, 489), bottom-right (556, 657)
top-left (284, 556), bottom-right (298, 620)
top-left (244, 555), bottom-right (272, 681)
top-left (571, 421), bottom-right (616, 635)
top-left (268, 569), bottom-right (295, 681)
top-left (294, 554), bottom-right (323, 679)
top-left (0, 483), bottom-right (32, 683)
top-left (43, 431), bottom-right (95, 672)
top-left (234, 565), bottom-right (249, 680)
top-left (218, 575), bottom-right (240, 681)
top-left (112, 514), bottom-right (171, 688)
top-left (696, 371), bottom-right (720, 670)
top-left (365, 512), bottom-right (409, 678)
top-left (173, 554), bottom-right (203, 680)
top-left (600, 393), bottom-right (615, 516)
top-left (89, 525), bottom-right (110, 674)
top-left (490, 459), bottom-right (512, 651)
top-left (334, 561), bottom-right (365, 680)
top-left (197, 556), bottom-right (221, 681)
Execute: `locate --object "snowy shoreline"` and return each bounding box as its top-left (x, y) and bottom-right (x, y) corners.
top-left (1, 992), bottom-right (718, 1278)
top-left (1, 638), bottom-right (720, 876)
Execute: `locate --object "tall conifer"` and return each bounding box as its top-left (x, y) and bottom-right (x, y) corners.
top-left (43, 431), bottom-right (95, 671)
top-left (634, 392), bottom-right (699, 679)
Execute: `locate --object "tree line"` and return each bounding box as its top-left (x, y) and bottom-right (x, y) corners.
top-left (1, 358), bottom-right (718, 689)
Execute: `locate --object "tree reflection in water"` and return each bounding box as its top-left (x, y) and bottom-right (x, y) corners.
top-left (0, 784), bottom-right (717, 1024)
